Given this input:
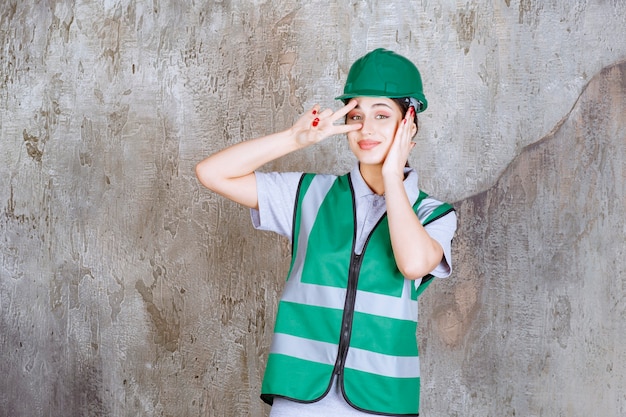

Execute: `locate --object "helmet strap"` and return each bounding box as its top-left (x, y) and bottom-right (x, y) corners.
top-left (408, 97), bottom-right (422, 112)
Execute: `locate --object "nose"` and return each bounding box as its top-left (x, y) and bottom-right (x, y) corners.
top-left (361, 117), bottom-right (374, 135)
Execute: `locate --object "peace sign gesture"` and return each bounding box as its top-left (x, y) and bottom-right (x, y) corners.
top-left (291, 100), bottom-right (363, 147)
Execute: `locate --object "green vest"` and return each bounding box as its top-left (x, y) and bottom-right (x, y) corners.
top-left (261, 173), bottom-right (454, 415)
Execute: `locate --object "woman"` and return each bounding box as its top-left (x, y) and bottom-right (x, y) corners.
top-left (196, 48), bottom-right (457, 416)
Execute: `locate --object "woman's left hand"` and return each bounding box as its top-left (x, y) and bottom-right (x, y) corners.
top-left (382, 107), bottom-right (416, 180)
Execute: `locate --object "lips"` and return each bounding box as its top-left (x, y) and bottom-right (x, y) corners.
top-left (358, 140), bottom-right (380, 150)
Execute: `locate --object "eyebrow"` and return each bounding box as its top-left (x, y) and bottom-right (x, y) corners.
top-left (352, 102), bottom-right (394, 110)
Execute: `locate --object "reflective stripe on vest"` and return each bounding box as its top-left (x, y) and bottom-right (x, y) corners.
top-left (271, 333), bottom-right (420, 378)
top-left (261, 173), bottom-right (454, 415)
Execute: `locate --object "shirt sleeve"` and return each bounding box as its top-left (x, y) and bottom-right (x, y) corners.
top-left (250, 171), bottom-right (303, 239)
top-left (424, 210), bottom-right (457, 278)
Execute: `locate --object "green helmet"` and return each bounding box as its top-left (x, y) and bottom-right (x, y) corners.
top-left (335, 48), bottom-right (428, 113)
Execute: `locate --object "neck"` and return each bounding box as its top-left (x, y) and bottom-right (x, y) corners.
top-left (359, 163), bottom-right (385, 195)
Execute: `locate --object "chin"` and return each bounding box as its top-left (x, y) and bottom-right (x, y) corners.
top-left (356, 156), bottom-right (385, 166)
top-left (350, 147), bottom-right (386, 166)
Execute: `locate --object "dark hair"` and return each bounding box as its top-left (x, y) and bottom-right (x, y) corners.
top-left (391, 98), bottom-right (419, 133)
top-left (392, 98), bottom-right (418, 167)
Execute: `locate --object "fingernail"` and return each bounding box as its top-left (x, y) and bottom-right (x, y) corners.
top-left (312, 109), bottom-right (317, 115)
top-left (403, 119), bottom-right (407, 125)
top-left (312, 118), bottom-right (320, 127)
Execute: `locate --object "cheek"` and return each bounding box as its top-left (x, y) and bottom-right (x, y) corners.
top-left (385, 124), bottom-right (400, 138)
top-left (346, 131), bottom-right (358, 142)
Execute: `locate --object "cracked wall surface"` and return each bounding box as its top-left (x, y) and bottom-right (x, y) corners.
top-left (420, 61), bottom-right (626, 416)
top-left (1, 1), bottom-right (626, 416)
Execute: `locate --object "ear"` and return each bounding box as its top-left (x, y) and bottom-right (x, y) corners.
top-left (410, 121), bottom-right (418, 138)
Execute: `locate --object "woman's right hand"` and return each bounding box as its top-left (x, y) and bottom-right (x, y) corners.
top-left (291, 100), bottom-right (363, 146)
top-left (196, 100), bottom-right (363, 209)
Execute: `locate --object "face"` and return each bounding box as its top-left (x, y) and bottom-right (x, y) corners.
top-left (345, 97), bottom-right (405, 166)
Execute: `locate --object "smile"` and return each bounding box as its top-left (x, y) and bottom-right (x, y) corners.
top-left (358, 140), bottom-right (380, 150)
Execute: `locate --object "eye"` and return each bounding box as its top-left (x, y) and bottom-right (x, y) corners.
top-left (375, 114), bottom-right (389, 120)
top-left (348, 113), bottom-right (362, 121)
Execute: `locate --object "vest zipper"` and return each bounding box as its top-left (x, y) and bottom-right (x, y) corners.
top-left (333, 251), bottom-right (364, 379)
top-left (334, 174), bottom-right (380, 381)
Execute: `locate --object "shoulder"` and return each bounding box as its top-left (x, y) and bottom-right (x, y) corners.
top-left (292, 174), bottom-right (354, 212)
top-left (296, 172), bottom-right (343, 192)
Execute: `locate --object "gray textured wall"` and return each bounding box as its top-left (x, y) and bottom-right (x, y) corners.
top-left (1, 1), bottom-right (625, 416)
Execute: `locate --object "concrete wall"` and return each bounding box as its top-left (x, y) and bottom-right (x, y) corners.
top-left (1, 1), bottom-right (625, 416)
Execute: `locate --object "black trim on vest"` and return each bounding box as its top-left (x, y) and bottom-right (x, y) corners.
top-left (423, 207), bottom-right (456, 227)
top-left (290, 173), bottom-right (308, 258)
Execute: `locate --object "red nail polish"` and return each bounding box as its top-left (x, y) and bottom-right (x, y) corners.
top-left (312, 109), bottom-right (317, 115)
top-left (312, 118), bottom-right (320, 127)
top-left (403, 119), bottom-right (407, 125)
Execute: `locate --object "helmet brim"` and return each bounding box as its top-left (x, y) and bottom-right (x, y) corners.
top-left (334, 92), bottom-right (428, 113)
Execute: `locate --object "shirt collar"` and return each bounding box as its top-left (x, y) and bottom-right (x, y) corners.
top-left (349, 164), bottom-right (420, 205)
